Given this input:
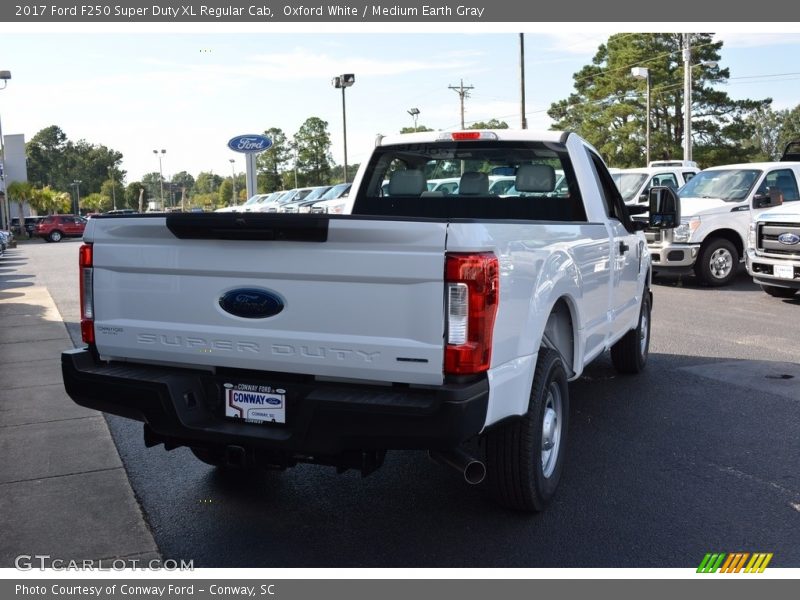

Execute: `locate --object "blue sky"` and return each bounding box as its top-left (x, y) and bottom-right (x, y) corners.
top-left (1, 28), bottom-right (800, 184)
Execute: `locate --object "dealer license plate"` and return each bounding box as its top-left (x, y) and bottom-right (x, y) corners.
top-left (774, 264), bottom-right (795, 280)
top-left (223, 383), bottom-right (286, 424)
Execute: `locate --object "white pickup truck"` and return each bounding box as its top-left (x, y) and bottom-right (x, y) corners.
top-left (646, 159), bottom-right (800, 286)
top-left (747, 201), bottom-right (800, 298)
top-left (62, 130), bottom-right (678, 512)
top-left (610, 162), bottom-right (699, 207)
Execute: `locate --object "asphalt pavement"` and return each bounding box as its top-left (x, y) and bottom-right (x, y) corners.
top-left (3, 239), bottom-right (800, 569)
top-left (0, 241), bottom-right (158, 568)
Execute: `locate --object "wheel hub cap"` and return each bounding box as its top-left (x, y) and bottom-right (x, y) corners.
top-left (540, 384), bottom-right (563, 479)
top-left (710, 248), bottom-right (732, 279)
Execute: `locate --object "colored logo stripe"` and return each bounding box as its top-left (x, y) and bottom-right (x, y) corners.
top-left (697, 552), bottom-right (773, 573)
top-left (745, 553), bottom-right (773, 573)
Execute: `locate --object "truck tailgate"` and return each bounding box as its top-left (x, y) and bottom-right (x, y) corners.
top-left (87, 215), bottom-right (448, 385)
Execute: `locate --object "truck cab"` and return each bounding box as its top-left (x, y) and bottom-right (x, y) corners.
top-left (611, 164), bottom-right (699, 207)
top-left (647, 161), bottom-right (800, 286)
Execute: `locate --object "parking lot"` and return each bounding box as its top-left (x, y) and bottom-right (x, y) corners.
top-left (4, 238), bottom-right (800, 568)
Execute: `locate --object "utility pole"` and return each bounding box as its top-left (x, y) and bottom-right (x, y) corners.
top-left (448, 79), bottom-right (474, 129)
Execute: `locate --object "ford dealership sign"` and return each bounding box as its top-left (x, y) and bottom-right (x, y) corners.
top-left (227, 134), bottom-right (272, 154)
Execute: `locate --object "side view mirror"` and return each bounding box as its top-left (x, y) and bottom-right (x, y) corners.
top-left (648, 186), bottom-right (681, 229)
top-left (754, 188), bottom-right (783, 209)
top-left (638, 192), bottom-right (649, 204)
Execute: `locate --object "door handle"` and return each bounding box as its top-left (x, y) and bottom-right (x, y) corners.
top-left (619, 241), bottom-right (630, 254)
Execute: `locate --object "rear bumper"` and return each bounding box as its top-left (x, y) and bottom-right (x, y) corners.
top-left (61, 348), bottom-right (489, 456)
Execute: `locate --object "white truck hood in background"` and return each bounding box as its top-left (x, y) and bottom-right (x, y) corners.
top-left (679, 197), bottom-right (741, 218)
top-left (88, 216), bottom-right (449, 385)
top-left (757, 202), bottom-right (800, 222)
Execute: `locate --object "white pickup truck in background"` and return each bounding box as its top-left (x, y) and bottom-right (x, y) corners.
top-left (646, 157), bottom-right (800, 286)
top-left (62, 129), bottom-right (678, 512)
top-left (610, 161), bottom-right (699, 208)
top-left (746, 143), bottom-right (800, 298)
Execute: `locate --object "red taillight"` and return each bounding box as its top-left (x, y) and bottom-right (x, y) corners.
top-left (441, 131), bottom-right (499, 141)
top-left (79, 243), bottom-right (95, 344)
top-left (445, 252), bottom-right (499, 375)
top-left (451, 131), bottom-right (482, 141)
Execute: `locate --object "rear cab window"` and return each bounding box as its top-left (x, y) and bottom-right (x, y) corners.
top-left (352, 140), bottom-right (586, 222)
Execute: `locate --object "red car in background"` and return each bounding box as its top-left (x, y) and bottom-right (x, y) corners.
top-left (35, 215), bottom-right (88, 243)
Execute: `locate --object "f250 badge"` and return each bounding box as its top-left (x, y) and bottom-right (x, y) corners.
top-left (777, 233), bottom-right (800, 245)
top-left (219, 288), bottom-right (284, 319)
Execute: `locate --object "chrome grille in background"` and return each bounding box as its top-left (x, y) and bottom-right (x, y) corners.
top-left (759, 223), bottom-right (800, 257)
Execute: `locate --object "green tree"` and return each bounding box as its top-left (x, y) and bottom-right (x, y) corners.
top-left (218, 179), bottom-right (235, 206)
top-left (7, 181), bottom-right (33, 224)
top-left (256, 127), bottom-right (292, 192)
top-left (100, 179), bottom-right (125, 210)
top-left (746, 104), bottom-right (800, 160)
top-left (26, 126), bottom-right (125, 193)
top-left (547, 33), bottom-right (770, 167)
top-left (171, 171), bottom-right (195, 192)
top-left (294, 117), bottom-right (333, 185)
top-left (81, 192), bottom-right (111, 214)
top-left (468, 119), bottom-right (509, 129)
top-left (400, 125), bottom-right (435, 133)
top-left (141, 172), bottom-right (164, 202)
top-left (193, 171), bottom-right (223, 195)
top-left (25, 126), bottom-right (70, 189)
top-left (192, 192), bottom-right (219, 210)
top-left (330, 163), bottom-right (360, 184)
top-left (124, 182), bottom-right (148, 211)
top-left (30, 186), bottom-right (71, 215)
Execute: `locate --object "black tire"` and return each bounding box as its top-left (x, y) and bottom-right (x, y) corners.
top-left (48, 230), bottom-right (63, 243)
top-left (611, 293), bottom-right (651, 374)
top-left (485, 348), bottom-right (569, 512)
top-left (761, 284), bottom-right (797, 298)
top-left (695, 238), bottom-right (738, 286)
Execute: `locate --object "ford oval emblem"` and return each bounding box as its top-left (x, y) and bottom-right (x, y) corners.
top-left (219, 288), bottom-right (284, 319)
top-left (778, 232), bottom-right (800, 245)
top-left (227, 134), bottom-right (273, 154)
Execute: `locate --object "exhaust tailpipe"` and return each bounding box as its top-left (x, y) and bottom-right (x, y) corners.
top-left (429, 448), bottom-right (486, 485)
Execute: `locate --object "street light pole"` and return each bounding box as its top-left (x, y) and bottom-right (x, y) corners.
top-left (631, 67), bottom-right (651, 165)
top-left (332, 74), bottom-right (355, 183)
top-left (407, 107), bottom-right (420, 132)
top-left (71, 180), bottom-right (82, 215)
top-left (153, 149), bottom-right (166, 208)
top-left (108, 166), bottom-right (116, 210)
top-left (683, 34), bottom-right (692, 162)
top-left (0, 70), bottom-right (11, 230)
top-left (229, 158), bottom-right (236, 205)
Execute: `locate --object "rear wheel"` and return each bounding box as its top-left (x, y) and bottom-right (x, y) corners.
top-left (611, 293), bottom-right (651, 374)
top-left (761, 284), bottom-right (797, 298)
top-left (48, 230), bottom-right (63, 243)
top-left (695, 238), bottom-right (738, 286)
top-left (485, 348), bottom-right (569, 512)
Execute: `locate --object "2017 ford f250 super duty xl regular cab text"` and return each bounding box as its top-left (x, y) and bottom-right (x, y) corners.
top-left (62, 130), bottom-right (679, 511)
